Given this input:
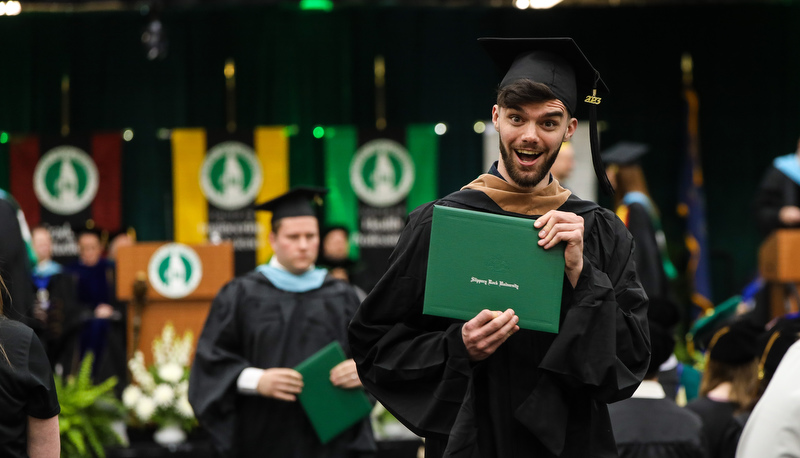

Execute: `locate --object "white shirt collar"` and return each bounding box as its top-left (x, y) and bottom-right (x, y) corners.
top-left (631, 380), bottom-right (666, 399)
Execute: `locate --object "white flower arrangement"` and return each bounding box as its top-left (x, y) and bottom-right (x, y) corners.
top-left (122, 323), bottom-right (197, 432)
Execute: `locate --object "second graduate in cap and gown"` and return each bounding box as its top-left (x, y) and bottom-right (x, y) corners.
top-left (188, 188), bottom-right (376, 458)
top-left (349, 38), bottom-right (650, 458)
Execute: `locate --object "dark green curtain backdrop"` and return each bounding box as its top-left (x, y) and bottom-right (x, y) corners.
top-left (1, 4), bottom-right (799, 304)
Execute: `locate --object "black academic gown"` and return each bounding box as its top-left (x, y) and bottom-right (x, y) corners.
top-left (349, 189), bottom-right (651, 458)
top-left (64, 259), bottom-right (126, 395)
top-left (608, 396), bottom-right (707, 458)
top-left (625, 202), bottom-right (670, 306)
top-left (684, 397), bottom-right (742, 458)
top-left (753, 165), bottom-right (800, 236)
top-left (189, 270), bottom-right (376, 458)
top-left (0, 198), bottom-right (36, 327)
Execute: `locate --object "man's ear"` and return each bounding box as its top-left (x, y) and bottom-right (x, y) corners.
top-left (563, 117), bottom-right (578, 141)
top-left (491, 105), bottom-right (500, 131)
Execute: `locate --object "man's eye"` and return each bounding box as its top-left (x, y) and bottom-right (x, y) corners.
top-left (510, 116), bottom-right (521, 123)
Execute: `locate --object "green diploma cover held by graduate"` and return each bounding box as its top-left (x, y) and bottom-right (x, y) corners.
top-left (423, 205), bottom-right (565, 333)
top-left (294, 341), bottom-right (373, 444)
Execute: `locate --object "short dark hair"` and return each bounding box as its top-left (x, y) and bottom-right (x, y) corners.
top-left (497, 79), bottom-right (571, 117)
top-left (270, 216), bottom-right (320, 235)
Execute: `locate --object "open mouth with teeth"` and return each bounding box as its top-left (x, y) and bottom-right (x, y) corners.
top-left (515, 150), bottom-right (543, 166)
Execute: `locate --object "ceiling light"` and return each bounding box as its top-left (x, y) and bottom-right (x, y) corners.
top-left (528, 0), bottom-right (563, 8)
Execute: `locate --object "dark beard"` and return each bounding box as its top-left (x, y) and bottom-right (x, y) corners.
top-left (499, 139), bottom-right (560, 188)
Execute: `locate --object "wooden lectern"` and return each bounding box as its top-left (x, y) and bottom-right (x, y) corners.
top-left (116, 242), bottom-right (234, 367)
top-left (758, 229), bottom-right (800, 319)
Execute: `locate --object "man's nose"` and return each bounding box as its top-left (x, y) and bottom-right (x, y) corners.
top-left (520, 124), bottom-right (540, 144)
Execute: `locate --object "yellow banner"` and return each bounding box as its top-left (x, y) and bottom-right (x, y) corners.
top-left (171, 129), bottom-right (208, 245)
top-left (254, 126), bottom-right (289, 264)
top-left (171, 127), bottom-right (289, 266)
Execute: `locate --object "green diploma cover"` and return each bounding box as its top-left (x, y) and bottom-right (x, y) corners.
top-left (423, 205), bottom-right (565, 333)
top-left (294, 341), bottom-right (373, 443)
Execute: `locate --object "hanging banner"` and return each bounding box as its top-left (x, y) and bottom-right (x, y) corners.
top-left (171, 126), bottom-right (289, 275)
top-left (324, 125), bottom-right (438, 293)
top-left (8, 133), bottom-right (123, 264)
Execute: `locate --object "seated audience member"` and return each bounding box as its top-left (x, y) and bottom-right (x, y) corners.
top-left (64, 224), bottom-right (126, 390)
top-left (0, 274), bottom-right (61, 458)
top-left (608, 321), bottom-right (706, 457)
top-left (106, 227), bottom-right (135, 263)
top-left (30, 226), bottom-right (78, 370)
top-left (686, 318), bottom-right (761, 458)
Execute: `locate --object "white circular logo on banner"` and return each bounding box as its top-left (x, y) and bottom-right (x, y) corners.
top-left (200, 141), bottom-right (262, 210)
top-left (33, 146), bottom-right (99, 215)
top-left (349, 139), bottom-right (415, 207)
top-left (147, 243), bottom-right (203, 299)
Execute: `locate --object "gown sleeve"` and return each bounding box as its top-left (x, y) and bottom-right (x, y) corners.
top-left (349, 203), bottom-right (473, 439)
top-left (188, 280), bottom-right (250, 457)
top-left (536, 209), bottom-right (650, 402)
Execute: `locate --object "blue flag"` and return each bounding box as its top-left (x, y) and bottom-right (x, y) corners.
top-left (677, 54), bottom-right (713, 316)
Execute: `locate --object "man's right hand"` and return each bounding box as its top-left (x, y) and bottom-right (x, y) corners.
top-left (256, 368), bottom-right (304, 401)
top-left (461, 309), bottom-right (519, 361)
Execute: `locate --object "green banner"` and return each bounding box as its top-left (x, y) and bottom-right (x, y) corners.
top-left (323, 125), bottom-right (439, 291)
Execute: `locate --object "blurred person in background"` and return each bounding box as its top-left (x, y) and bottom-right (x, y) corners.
top-left (609, 320), bottom-right (706, 457)
top-left (30, 226), bottom-right (77, 371)
top-left (64, 224), bottom-right (126, 391)
top-left (190, 188), bottom-right (376, 458)
top-left (753, 136), bottom-right (800, 237)
top-left (685, 318), bottom-right (761, 458)
top-left (549, 140), bottom-right (575, 184)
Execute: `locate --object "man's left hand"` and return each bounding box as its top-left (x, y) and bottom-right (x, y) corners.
top-left (534, 210), bottom-right (584, 287)
top-left (330, 358), bottom-right (361, 389)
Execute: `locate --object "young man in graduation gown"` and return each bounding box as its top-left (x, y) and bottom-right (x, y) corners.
top-left (189, 188), bottom-right (376, 458)
top-left (348, 38), bottom-right (651, 458)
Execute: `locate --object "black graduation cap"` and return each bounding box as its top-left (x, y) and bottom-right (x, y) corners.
top-left (757, 315), bottom-right (800, 381)
top-left (707, 317), bottom-right (762, 365)
top-left (255, 187), bottom-right (328, 226)
top-left (479, 37), bottom-right (614, 195)
top-left (601, 142), bottom-right (649, 166)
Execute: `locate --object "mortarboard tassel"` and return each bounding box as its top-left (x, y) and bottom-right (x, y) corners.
top-left (589, 87), bottom-right (614, 196)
